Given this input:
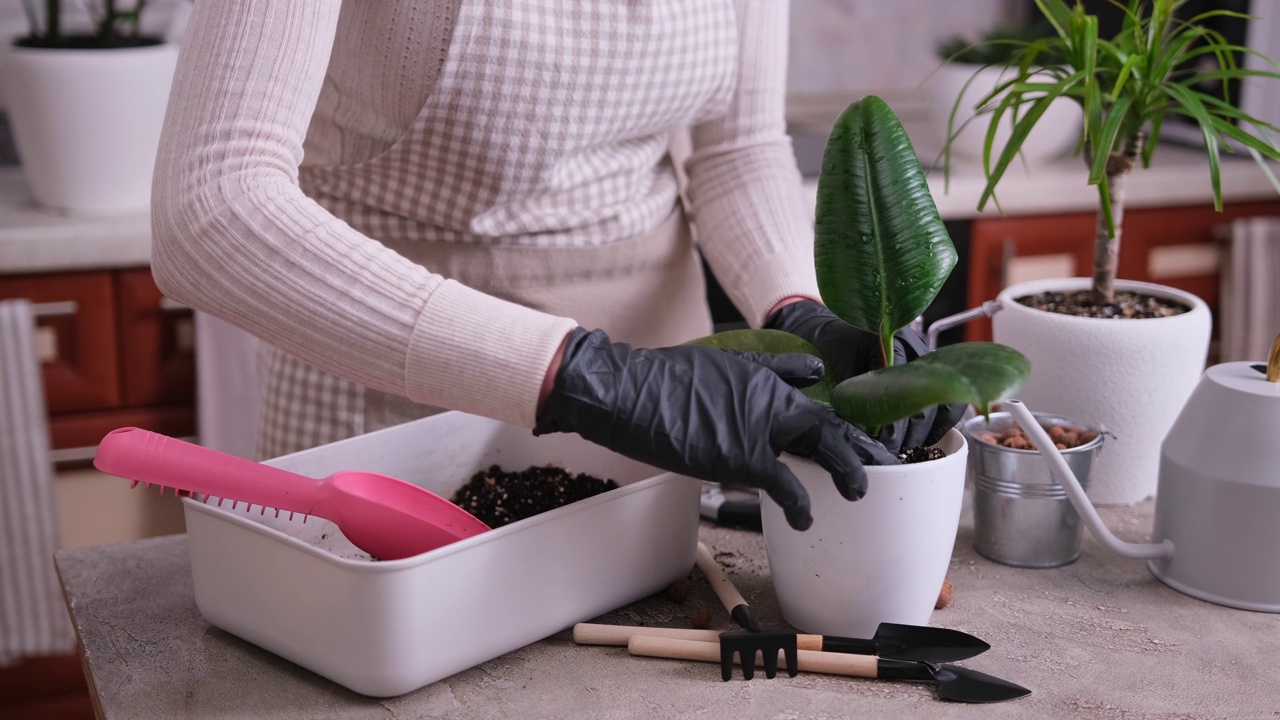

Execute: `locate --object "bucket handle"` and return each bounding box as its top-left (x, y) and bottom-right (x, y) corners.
top-left (1004, 400), bottom-right (1174, 561)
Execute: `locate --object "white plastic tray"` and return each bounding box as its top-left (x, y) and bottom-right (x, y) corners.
top-left (182, 411), bottom-right (700, 697)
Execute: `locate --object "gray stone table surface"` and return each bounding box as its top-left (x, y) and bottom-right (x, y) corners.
top-left (56, 499), bottom-right (1280, 720)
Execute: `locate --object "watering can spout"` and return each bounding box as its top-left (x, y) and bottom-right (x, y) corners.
top-left (1003, 400), bottom-right (1174, 562)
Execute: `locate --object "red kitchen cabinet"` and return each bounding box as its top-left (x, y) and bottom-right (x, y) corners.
top-left (0, 271), bottom-right (120, 414)
top-left (0, 267), bottom-right (196, 454)
top-left (116, 268), bottom-right (196, 407)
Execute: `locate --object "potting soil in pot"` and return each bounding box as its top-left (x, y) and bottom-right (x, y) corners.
top-left (1017, 289), bottom-right (1188, 318)
top-left (899, 447), bottom-right (945, 464)
top-left (450, 465), bottom-right (619, 529)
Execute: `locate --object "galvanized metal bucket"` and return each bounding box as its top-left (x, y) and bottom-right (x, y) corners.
top-left (961, 411), bottom-right (1106, 568)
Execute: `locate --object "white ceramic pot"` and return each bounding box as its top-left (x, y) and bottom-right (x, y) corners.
top-left (925, 62), bottom-right (1082, 163)
top-left (0, 40), bottom-right (178, 215)
top-left (992, 278), bottom-right (1212, 505)
top-left (760, 429), bottom-right (967, 638)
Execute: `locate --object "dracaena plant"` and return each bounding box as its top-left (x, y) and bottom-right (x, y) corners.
top-left (944, 0), bottom-right (1280, 304)
top-left (691, 96), bottom-right (1030, 437)
top-left (20, 0), bottom-right (155, 48)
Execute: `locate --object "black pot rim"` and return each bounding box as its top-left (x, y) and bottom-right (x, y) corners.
top-left (13, 35), bottom-right (166, 50)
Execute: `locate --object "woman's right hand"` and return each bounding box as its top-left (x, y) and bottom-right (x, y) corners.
top-left (533, 328), bottom-right (898, 530)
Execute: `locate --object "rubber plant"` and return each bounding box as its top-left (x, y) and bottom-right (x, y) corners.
top-left (20, 1), bottom-right (157, 48)
top-left (692, 96), bottom-right (1030, 439)
top-left (943, 0), bottom-right (1280, 304)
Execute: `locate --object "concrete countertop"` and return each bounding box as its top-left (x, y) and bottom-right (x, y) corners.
top-left (56, 499), bottom-right (1280, 719)
top-left (0, 169), bottom-right (152, 274)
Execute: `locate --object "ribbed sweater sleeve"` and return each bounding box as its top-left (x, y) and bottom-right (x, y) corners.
top-left (684, 0), bottom-right (823, 328)
top-left (149, 0), bottom-right (576, 428)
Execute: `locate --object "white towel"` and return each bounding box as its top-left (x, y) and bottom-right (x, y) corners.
top-left (0, 299), bottom-right (75, 665)
top-left (1220, 217), bottom-right (1280, 362)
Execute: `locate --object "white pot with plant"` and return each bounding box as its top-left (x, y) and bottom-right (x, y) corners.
top-left (691, 97), bottom-right (1031, 638)
top-left (1, 1), bottom-right (179, 215)
top-left (938, 0), bottom-right (1280, 505)
top-left (927, 25), bottom-right (1082, 163)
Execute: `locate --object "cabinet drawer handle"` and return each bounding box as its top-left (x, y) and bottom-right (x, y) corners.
top-left (1000, 237), bottom-right (1017, 288)
top-left (31, 301), bottom-right (78, 319)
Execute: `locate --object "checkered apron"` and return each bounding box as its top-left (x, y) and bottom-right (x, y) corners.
top-left (256, 0), bottom-right (735, 459)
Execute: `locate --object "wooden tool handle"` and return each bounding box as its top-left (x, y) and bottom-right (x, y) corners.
top-left (695, 542), bottom-right (747, 614)
top-left (572, 623), bottom-right (720, 646)
top-left (628, 636), bottom-right (879, 678)
top-left (574, 622), bottom-right (824, 652)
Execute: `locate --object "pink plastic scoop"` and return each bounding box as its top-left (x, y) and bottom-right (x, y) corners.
top-left (94, 427), bottom-right (491, 560)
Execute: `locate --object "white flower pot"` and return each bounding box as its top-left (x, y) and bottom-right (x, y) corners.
top-left (761, 429), bottom-right (967, 638)
top-left (992, 278), bottom-right (1212, 505)
top-left (924, 62), bottom-right (1082, 163)
top-left (0, 40), bottom-right (178, 215)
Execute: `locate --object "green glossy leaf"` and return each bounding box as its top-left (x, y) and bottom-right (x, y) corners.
top-left (814, 96), bottom-right (957, 364)
top-left (684, 329), bottom-right (835, 407)
top-left (830, 343), bottom-right (1030, 430)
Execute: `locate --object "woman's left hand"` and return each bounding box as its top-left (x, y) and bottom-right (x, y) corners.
top-left (765, 299), bottom-right (968, 454)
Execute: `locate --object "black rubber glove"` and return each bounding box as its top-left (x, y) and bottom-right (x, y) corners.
top-left (533, 327), bottom-right (898, 531)
top-left (765, 300), bottom-right (968, 455)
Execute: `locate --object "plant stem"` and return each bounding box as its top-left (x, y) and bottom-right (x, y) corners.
top-left (101, 0), bottom-right (117, 43)
top-left (45, 0), bottom-right (59, 41)
top-left (1090, 133), bottom-right (1144, 304)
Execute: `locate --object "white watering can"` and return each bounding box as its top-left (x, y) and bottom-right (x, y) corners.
top-left (1002, 335), bottom-right (1280, 612)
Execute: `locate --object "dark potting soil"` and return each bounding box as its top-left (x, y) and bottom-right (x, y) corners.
top-left (899, 446), bottom-right (946, 464)
top-left (1016, 289), bottom-right (1188, 319)
top-left (15, 35), bottom-right (167, 50)
top-left (450, 464), bottom-right (619, 529)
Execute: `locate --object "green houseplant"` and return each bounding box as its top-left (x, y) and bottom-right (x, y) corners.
top-left (950, 0), bottom-right (1280, 304)
top-left (690, 95), bottom-right (1030, 637)
top-left (20, 0), bottom-right (156, 48)
top-left (937, 0), bottom-right (1280, 505)
top-left (4, 1), bottom-right (179, 214)
top-left (695, 95), bottom-right (1029, 444)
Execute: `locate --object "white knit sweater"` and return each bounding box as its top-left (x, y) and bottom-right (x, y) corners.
top-left (150, 0), bottom-right (820, 429)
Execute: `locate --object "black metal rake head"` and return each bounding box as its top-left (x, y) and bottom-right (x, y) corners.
top-left (718, 629), bottom-right (799, 680)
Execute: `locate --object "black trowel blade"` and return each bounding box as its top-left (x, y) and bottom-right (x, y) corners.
top-left (873, 622), bottom-right (992, 663)
top-left (878, 659), bottom-right (1030, 703)
top-left (933, 663), bottom-right (1032, 704)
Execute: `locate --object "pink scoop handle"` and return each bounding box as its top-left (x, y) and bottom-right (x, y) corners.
top-left (94, 427), bottom-right (326, 515)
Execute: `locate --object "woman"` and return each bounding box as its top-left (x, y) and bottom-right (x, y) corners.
top-left (151, 1), bottom-right (960, 531)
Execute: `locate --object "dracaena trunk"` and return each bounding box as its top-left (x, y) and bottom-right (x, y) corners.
top-left (1090, 133), bottom-right (1145, 304)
